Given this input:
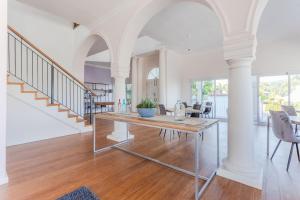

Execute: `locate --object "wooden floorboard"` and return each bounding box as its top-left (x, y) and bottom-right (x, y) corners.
top-left (0, 120), bottom-right (299, 199)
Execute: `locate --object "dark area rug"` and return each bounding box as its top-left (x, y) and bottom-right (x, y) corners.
top-left (57, 186), bottom-right (100, 200)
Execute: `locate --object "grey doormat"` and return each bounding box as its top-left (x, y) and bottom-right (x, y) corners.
top-left (57, 186), bottom-right (100, 200)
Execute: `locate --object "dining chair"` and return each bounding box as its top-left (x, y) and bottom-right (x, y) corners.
top-left (158, 104), bottom-right (179, 140)
top-left (191, 103), bottom-right (201, 118)
top-left (202, 102), bottom-right (212, 118)
top-left (281, 105), bottom-right (297, 116)
top-left (281, 105), bottom-right (298, 133)
top-left (182, 102), bottom-right (188, 108)
top-left (270, 110), bottom-right (300, 171)
top-left (181, 103), bottom-right (204, 141)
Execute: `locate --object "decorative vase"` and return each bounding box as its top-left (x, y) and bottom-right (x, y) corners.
top-left (174, 100), bottom-right (186, 121)
top-left (137, 108), bottom-right (156, 118)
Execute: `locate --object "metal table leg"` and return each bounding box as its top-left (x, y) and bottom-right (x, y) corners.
top-left (94, 118), bottom-right (220, 199)
top-left (194, 131), bottom-right (200, 199)
top-left (267, 116), bottom-right (270, 157)
top-left (93, 116), bottom-right (130, 153)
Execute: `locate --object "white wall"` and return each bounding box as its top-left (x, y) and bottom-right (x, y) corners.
top-left (0, 0), bottom-right (8, 186)
top-left (168, 39), bottom-right (300, 104)
top-left (165, 50), bottom-right (182, 107)
top-left (8, 0), bottom-right (90, 77)
top-left (6, 83), bottom-right (90, 146)
top-left (6, 0), bottom-right (92, 147)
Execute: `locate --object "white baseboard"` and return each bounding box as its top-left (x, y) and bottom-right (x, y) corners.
top-left (217, 166), bottom-right (263, 189)
top-left (0, 174), bottom-right (8, 185)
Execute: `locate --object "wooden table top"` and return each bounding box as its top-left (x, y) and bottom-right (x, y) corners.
top-left (96, 112), bottom-right (219, 133)
top-left (95, 102), bottom-right (114, 106)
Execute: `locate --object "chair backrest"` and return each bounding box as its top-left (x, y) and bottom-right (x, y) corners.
top-left (192, 103), bottom-right (201, 110)
top-left (269, 110), bottom-right (297, 142)
top-left (182, 102), bottom-right (188, 108)
top-left (203, 106), bottom-right (212, 114)
top-left (159, 104), bottom-right (167, 115)
top-left (191, 103), bottom-right (201, 118)
top-left (205, 102), bottom-right (212, 106)
top-left (281, 105), bottom-right (297, 116)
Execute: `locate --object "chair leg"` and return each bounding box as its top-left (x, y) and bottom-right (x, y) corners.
top-left (295, 125), bottom-right (298, 134)
top-left (271, 140), bottom-right (282, 160)
top-left (287, 143), bottom-right (294, 171)
top-left (201, 131), bottom-right (204, 141)
top-left (185, 132), bottom-right (188, 140)
top-left (163, 129), bottom-right (167, 140)
top-left (296, 143), bottom-right (300, 162)
top-left (177, 131), bottom-right (181, 139)
top-left (159, 129), bottom-right (162, 136)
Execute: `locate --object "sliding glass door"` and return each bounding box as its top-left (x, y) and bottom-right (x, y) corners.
top-left (215, 79), bottom-right (228, 119)
top-left (192, 73), bottom-right (300, 123)
top-left (191, 79), bottom-right (228, 119)
top-left (258, 75), bottom-right (289, 123)
top-left (291, 74), bottom-right (300, 110)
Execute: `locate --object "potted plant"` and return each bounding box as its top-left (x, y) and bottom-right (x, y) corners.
top-left (136, 99), bottom-right (157, 118)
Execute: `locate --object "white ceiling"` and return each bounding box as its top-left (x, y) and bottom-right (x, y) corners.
top-left (257, 0), bottom-right (300, 43)
top-left (140, 1), bottom-right (223, 53)
top-left (18, 0), bottom-right (300, 55)
top-left (87, 37), bottom-right (108, 57)
top-left (17, 0), bottom-right (134, 25)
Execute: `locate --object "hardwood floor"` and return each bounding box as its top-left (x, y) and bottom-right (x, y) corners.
top-left (0, 119), bottom-right (298, 200)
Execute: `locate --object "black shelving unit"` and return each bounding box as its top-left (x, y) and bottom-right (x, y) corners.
top-left (84, 82), bottom-right (114, 115)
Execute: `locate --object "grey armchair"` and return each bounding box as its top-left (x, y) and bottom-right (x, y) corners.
top-left (270, 110), bottom-right (300, 171)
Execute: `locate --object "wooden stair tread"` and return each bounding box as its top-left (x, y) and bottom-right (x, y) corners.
top-left (47, 103), bottom-right (60, 107)
top-left (7, 73), bottom-right (88, 128)
top-left (58, 109), bottom-right (69, 112)
top-left (68, 114), bottom-right (78, 118)
top-left (35, 97), bottom-right (49, 100)
top-left (76, 117), bottom-right (84, 123)
top-left (7, 81), bottom-right (24, 85)
top-left (21, 90), bottom-right (37, 94)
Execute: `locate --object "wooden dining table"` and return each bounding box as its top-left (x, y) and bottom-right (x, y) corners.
top-left (94, 112), bottom-right (220, 200)
top-left (266, 115), bottom-right (300, 156)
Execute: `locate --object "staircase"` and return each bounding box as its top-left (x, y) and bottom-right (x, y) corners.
top-left (7, 26), bottom-right (94, 131)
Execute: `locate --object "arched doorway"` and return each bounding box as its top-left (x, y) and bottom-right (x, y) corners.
top-left (73, 34), bottom-right (113, 114)
top-left (146, 67), bottom-right (159, 103)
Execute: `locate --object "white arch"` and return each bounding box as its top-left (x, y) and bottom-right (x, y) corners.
top-left (72, 32), bottom-right (113, 81)
top-left (116, 0), bottom-right (227, 73)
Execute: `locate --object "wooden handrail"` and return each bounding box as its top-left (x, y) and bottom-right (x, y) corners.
top-left (8, 26), bottom-right (96, 96)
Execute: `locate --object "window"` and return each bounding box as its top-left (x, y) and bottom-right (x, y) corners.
top-left (215, 79), bottom-right (228, 119)
top-left (191, 79), bottom-right (228, 119)
top-left (291, 74), bottom-right (300, 110)
top-left (147, 68), bottom-right (159, 80)
top-left (258, 75), bottom-right (288, 122)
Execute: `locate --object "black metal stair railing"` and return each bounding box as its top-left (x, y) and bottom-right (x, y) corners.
top-left (7, 27), bottom-right (94, 123)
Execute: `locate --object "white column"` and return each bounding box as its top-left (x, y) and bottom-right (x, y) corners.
top-left (217, 58), bottom-right (262, 189)
top-left (159, 47), bottom-right (167, 105)
top-left (131, 57), bottom-right (138, 112)
top-left (107, 76), bottom-right (134, 142)
top-left (137, 59), bottom-right (143, 103)
top-left (0, 0), bottom-right (8, 185)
